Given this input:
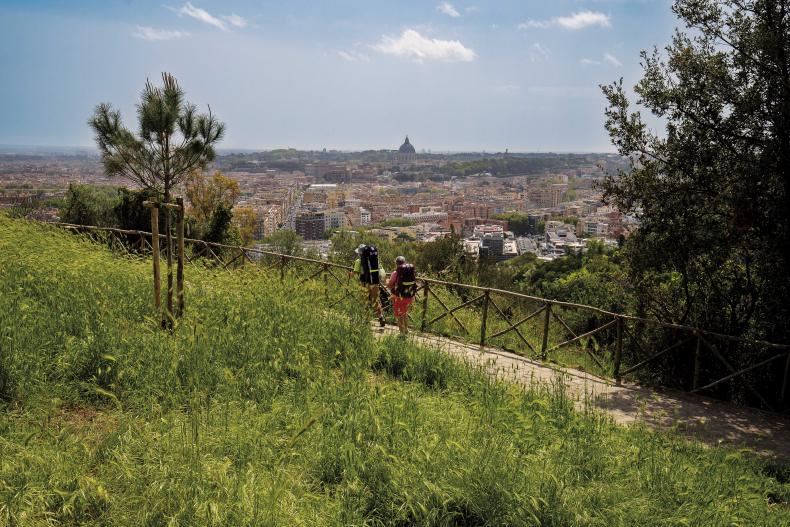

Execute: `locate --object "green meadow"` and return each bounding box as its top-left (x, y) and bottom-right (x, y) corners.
top-left (0, 216), bottom-right (787, 526)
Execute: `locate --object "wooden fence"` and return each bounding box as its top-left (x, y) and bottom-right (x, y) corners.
top-left (52, 222), bottom-right (790, 412)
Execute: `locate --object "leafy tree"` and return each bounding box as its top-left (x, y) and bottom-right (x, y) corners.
top-left (114, 187), bottom-right (160, 232)
top-left (559, 216), bottom-right (579, 227)
top-left (184, 170), bottom-right (240, 226)
top-left (58, 184), bottom-right (157, 233)
top-left (601, 0), bottom-right (790, 346)
top-left (204, 204), bottom-right (238, 246)
top-left (233, 207), bottom-right (258, 245)
top-left (413, 234), bottom-right (463, 275)
top-left (376, 217), bottom-right (416, 228)
top-left (329, 230), bottom-right (363, 265)
top-left (494, 212), bottom-right (531, 236)
top-left (265, 229), bottom-right (303, 256)
top-left (61, 184), bottom-right (119, 226)
top-left (89, 72), bottom-right (225, 314)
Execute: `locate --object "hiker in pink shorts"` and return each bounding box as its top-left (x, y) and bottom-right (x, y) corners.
top-left (386, 256), bottom-right (417, 335)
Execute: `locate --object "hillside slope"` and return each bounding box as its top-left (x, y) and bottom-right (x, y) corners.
top-left (0, 217), bottom-right (788, 525)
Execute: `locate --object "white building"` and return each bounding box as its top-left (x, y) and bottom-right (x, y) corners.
top-left (472, 224), bottom-right (504, 239)
top-left (323, 209), bottom-right (347, 230)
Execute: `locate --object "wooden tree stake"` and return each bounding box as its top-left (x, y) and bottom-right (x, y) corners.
top-left (143, 201), bottom-right (161, 314)
top-left (176, 197), bottom-right (185, 317)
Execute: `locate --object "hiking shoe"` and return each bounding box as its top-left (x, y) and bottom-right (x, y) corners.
top-left (379, 317), bottom-right (386, 327)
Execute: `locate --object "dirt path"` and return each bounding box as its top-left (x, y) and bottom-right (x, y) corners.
top-left (373, 326), bottom-right (790, 460)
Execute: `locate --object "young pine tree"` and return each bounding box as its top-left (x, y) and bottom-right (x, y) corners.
top-left (89, 72), bottom-right (225, 316)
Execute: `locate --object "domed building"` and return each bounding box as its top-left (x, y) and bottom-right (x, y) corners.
top-left (397, 136), bottom-right (417, 163)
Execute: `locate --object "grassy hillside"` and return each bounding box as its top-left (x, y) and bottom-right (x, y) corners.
top-left (0, 216), bottom-right (788, 526)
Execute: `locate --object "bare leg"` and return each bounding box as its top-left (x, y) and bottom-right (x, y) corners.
top-left (398, 314), bottom-right (408, 334)
top-left (370, 285), bottom-right (384, 325)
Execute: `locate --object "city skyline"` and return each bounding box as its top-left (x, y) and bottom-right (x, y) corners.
top-left (0, 0), bottom-right (677, 152)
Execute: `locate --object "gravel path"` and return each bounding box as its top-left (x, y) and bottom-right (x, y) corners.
top-left (373, 326), bottom-right (790, 460)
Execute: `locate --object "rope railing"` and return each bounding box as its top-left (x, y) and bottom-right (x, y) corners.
top-left (49, 221), bottom-right (790, 412)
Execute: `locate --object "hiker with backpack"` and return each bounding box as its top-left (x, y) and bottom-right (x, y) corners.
top-left (387, 255), bottom-right (417, 335)
top-left (353, 244), bottom-right (386, 327)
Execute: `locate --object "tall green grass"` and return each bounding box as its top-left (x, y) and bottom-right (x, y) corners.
top-left (0, 216), bottom-right (788, 526)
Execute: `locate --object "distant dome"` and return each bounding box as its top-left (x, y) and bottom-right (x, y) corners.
top-left (398, 136), bottom-right (416, 154)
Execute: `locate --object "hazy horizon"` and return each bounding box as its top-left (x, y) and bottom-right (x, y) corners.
top-left (0, 143), bottom-right (622, 157)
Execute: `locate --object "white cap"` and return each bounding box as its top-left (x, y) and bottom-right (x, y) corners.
top-left (355, 244), bottom-right (366, 255)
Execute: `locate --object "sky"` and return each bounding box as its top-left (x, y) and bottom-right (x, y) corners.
top-left (0, 0), bottom-right (678, 152)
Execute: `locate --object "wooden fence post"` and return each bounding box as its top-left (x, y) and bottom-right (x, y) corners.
top-left (541, 303), bottom-right (552, 360)
top-left (693, 333), bottom-right (702, 390)
top-left (421, 281), bottom-right (430, 332)
top-left (176, 197), bottom-right (185, 318)
top-left (144, 202), bottom-right (161, 314)
top-left (480, 289), bottom-right (490, 347)
top-left (280, 255), bottom-right (287, 281)
top-left (613, 316), bottom-right (624, 384)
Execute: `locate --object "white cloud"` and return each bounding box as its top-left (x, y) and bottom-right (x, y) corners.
top-left (556, 11), bottom-right (611, 29)
top-left (132, 26), bottom-right (189, 41)
top-left (464, 6), bottom-right (480, 14)
top-left (177, 2), bottom-right (227, 31)
top-left (519, 11), bottom-right (611, 31)
top-left (222, 13), bottom-right (248, 28)
top-left (437, 2), bottom-right (460, 17)
top-left (603, 53), bottom-right (622, 66)
top-left (529, 42), bottom-right (550, 62)
top-left (580, 53), bottom-right (622, 67)
top-left (374, 29), bottom-right (476, 63)
top-left (338, 50), bottom-right (370, 62)
top-left (518, 20), bottom-right (551, 30)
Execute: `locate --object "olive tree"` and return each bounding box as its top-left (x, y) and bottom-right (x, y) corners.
top-left (602, 0), bottom-right (790, 402)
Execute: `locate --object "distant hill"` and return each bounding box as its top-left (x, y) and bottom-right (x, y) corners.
top-left (0, 144), bottom-right (98, 157)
